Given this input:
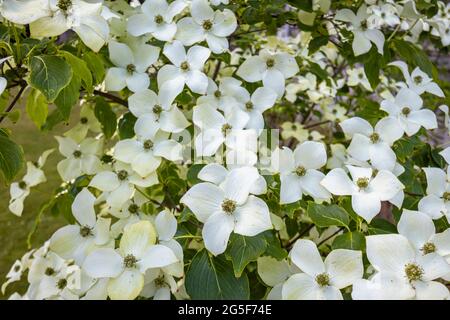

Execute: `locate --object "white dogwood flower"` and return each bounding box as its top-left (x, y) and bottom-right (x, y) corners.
top-left (320, 165), bottom-right (404, 222)
top-left (55, 136), bottom-right (103, 182)
top-left (128, 89), bottom-right (189, 133)
top-left (157, 40), bottom-right (211, 107)
top-left (339, 117), bottom-right (403, 171)
top-left (127, 0), bottom-right (187, 41)
top-left (105, 41), bottom-right (160, 92)
top-left (175, 0), bottom-right (237, 53)
top-left (380, 88), bottom-right (437, 136)
top-left (335, 4), bottom-right (385, 56)
top-left (83, 221), bottom-right (178, 300)
top-left (197, 77), bottom-right (246, 113)
top-left (272, 142), bottom-right (331, 204)
top-left (237, 49), bottom-right (299, 98)
top-left (29, 0), bottom-right (109, 52)
top-left (418, 167), bottom-right (450, 221)
top-left (49, 189), bottom-right (113, 265)
top-left (346, 67), bottom-right (372, 91)
top-left (282, 240), bottom-right (363, 300)
top-left (114, 122), bottom-right (183, 177)
top-left (257, 256), bottom-right (296, 300)
top-left (180, 166), bottom-right (272, 255)
top-left (352, 234), bottom-right (450, 300)
top-left (9, 149), bottom-right (53, 216)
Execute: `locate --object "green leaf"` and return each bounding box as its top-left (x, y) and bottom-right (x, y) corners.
top-left (363, 50), bottom-right (381, 90)
top-left (262, 230), bottom-right (288, 260)
top-left (288, 0), bottom-right (313, 11)
top-left (185, 250), bottom-right (250, 300)
top-left (225, 233), bottom-right (267, 277)
top-left (84, 52), bottom-right (105, 84)
top-left (60, 51), bottom-right (93, 93)
top-left (367, 218), bottom-right (397, 235)
top-left (26, 88), bottom-right (48, 128)
top-left (309, 36), bottom-right (329, 55)
top-left (54, 75), bottom-right (81, 120)
top-left (29, 55), bottom-right (72, 102)
top-left (94, 97), bottom-right (117, 139)
top-left (307, 202), bottom-right (350, 228)
top-left (118, 112), bottom-right (137, 139)
top-left (332, 231), bottom-right (366, 251)
top-left (392, 39), bottom-right (437, 79)
top-left (186, 164), bottom-right (205, 185)
top-left (0, 135), bottom-right (24, 183)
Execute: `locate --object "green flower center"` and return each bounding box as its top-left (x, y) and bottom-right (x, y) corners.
top-left (126, 64), bottom-right (136, 74)
top-left (154, 15), bottom-right (164, 24)
top-left (222, 123), bottom-right (232, 134)
top-left (370, 133), bottom-right (379, 143)
top-left (117, 170), bottom-right (129, 181)
top-left (295, 166), bottom-right (306, 177)
top-left (57, 0), bottom-right (72, 12)
top-left (315, 273), bottom-right (330, 287)
top-left (80, 117), bottom-right (88, 124)
top-left (402, 107), bottom-right (411, 116)
top-left (73, 150), bottom-right (82, 158)
top-left (45, 267), bottom-right (55, 276)
top-left (128, 203), bottom-right (139, 214)
top-left (153, 105), bottom-right (163, 115)
top-left (154, 276), bottom-right (166, 288)
top-left (404, 263), bottom-right (423, 282)
top-left (356, 177), bottom-right (369, 189)
top-left (443, 192), bottom-right (450, 201)
top-left (360, 20), bottom-right (368, 30)
top-left (266, 58), bottom-right (275, 68)
top-left (143, 140), bottom-right (154, 150)
top-left (18, 181), bottom-right (27, 190)
top-left (79, 226), bottom-right (93, 238)
top-left (202, 20), bottom-right (213, 30)
top-left (123, 254), bottom-right (138, 268)
top-left (221, 199), bottom-right (237, 214)
top-left (245, 101), bottom-right (254, 110)
top-left (57, 278), bottom-right (67, 290)
top-left (413, 75), bottom-right (423, 85)
top-left (101, 154), bottom-right (113, 164)
top-left (421, 242), bottom-right (436, 254)
top-left (180, 61), bottom-right (189, 71)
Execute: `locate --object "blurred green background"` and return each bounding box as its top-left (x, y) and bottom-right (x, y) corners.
top-left (0, 105), bottom-right (67, 298)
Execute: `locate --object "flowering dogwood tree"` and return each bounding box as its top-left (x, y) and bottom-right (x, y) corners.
top-left (0, 0), bottom-right (450, 300)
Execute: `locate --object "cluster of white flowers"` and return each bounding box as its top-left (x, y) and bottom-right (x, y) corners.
top-left (2, 0), bottom-right (450, 300)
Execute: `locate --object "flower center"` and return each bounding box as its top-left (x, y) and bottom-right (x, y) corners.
top-left (180, 61), bottom-right (189, 71)
top-left (404, 263), bottom-right (424, 282)
top-left (214, 90), bottom-right (221, 98)
top-left (143, 139), bottom-right (154, 150)
top-left (358, 73), bottom-right (364, 79)
top-left (202, 20), bottom-right (213, 30)
top-left (57, 0), bottom-right (72, 12)
top-left (315, 273), bottom-right (330, 287)
top-left (57, 278), bottom-right (67, 290)
top-left (402, 107), bottom-right (411, 116)
top-left (117, 170), bottom-right (129, 181)
top-left (266, 58), bottom-right (275, 68)
top-left (126, 64), bottom-right (136, 74)
top-left (221, 199), bottom-right (237, 214)
top-left (381, 12), bottom-right (386, 19)
top-left (154, 15), bottom-right (164, 24)
top-left (128, 203), bottom-right (139, 214)
top-left (18, 181), bottom-right (27, 190)
top-left (245, 101), bottom-right (254, 110)
top-left (101, 154), bottom-right (113, 164)
top-left (79, 226), bottom-right (93, 238)
top-left (80, 117), bottom-right (88, 124)
top-left (123, 254), bottom-right (138, 268)
top-left (153, 105), bottom-right (163, 115)
top-left (356, 177), bottom-right (369, 189)
top-left (222, 123), bottom-right (232, 134)
top-left (421, 242), bottom-right (436, 254)
top-left (413, 75), bottom-right (422, 85)
top-left (73, 150), bottom-right (82, 158)
top-left (360, 20), bottom-right (368, 30)
top-left (370, 133), bottom-right (379, 143)
top-left (45, 267), bottom-right (55, 276)
top-left (154, 276), bottom-right (166, 288)
top-left (295, 166), bottom-right (306, 177)
top-left (443, 192), bottom-right (450, 201)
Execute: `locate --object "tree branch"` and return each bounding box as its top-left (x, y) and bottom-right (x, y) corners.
top-left (0, 84), bottom-right (27, 124)
top-left (93, 90), bottom-right (129, 108)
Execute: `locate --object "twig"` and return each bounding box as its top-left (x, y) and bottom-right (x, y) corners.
top-left (317, 227), bottom-right (345, 247)
top-left (304, 119), bottom-right (331, 129)
top-left (212, 60), bottom-right (222, 81)
top-left (0, 84), bottom-right (26, 123)
top-left (284, 224), bottom-right (315, 249)
top-left (92, 90), bottom-right (128, 108)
